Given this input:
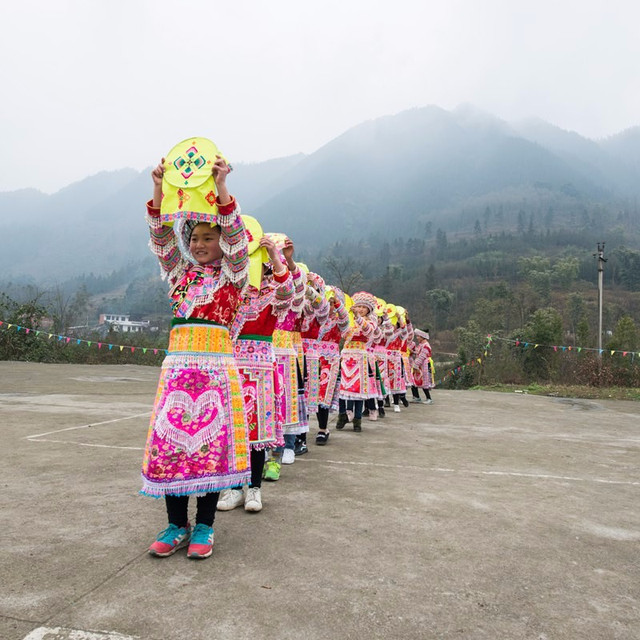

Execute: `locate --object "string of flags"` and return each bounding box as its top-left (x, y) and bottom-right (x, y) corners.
top-left (488, 334), bottom-right (639, 359)
top-left (435, 333), bottom-right (639, 387)
top-left (0, 320), bottom-right (167, 356)
top-left (2, 319), bottom-right (637, 380)
top-left (434, 335), bottom-right (494, 387)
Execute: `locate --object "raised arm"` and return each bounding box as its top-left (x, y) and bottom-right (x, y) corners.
top-left (147, 159), bottom-right (185, 285)
top-left (213, 157), bottom-right (248, 289)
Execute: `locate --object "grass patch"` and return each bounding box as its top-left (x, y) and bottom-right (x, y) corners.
top-left (470, 383), bottom-right (640, 401)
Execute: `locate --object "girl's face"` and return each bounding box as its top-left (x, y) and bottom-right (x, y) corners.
top-left (353, 304), bottom-right (369, 317)
top-left (190, 223), bottom-right (222, 265)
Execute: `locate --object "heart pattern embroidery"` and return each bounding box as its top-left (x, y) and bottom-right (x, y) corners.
top-left (155, 389), bottom-right (224, 455)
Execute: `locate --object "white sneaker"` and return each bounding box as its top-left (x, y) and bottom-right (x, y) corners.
top-left (216, 488), bottom-right (245, 511)
top-left (393, 405), bottom-right (401, 413)
top-left (411, 396), bottom-right (422, 403)
top-left (245, 487), bottom-right (262, 512)
top-left (423, 399), bottom-right (433, 405)
top-left (282, 448), bottom-right (295, 464)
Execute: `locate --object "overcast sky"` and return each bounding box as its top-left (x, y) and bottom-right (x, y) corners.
top-left (1, 0), bottom-right (639, 193)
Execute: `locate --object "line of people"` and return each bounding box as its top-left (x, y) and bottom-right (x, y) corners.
top-left (140, 154), bottom-right (435, 560)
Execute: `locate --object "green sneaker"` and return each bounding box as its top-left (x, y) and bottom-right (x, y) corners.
top-left (264, 460), bottom-right (281, 482)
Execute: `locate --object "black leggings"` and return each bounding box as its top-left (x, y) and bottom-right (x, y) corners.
top-left (165, 492), bottom-right (219, 528)
top-left (231, 448), bottom-right (266, 490)
top-left (317, 406), bottom-right (329, 429)
top-left (339, 399), bottom-right (363, 419)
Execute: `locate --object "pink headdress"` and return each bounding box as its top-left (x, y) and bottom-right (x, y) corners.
top-left (307, 272), bottom-right (325, 293)
top-left (351, 291), bottom-right (376, 312)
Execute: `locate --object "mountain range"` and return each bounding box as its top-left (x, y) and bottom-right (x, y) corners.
top-left (1, 104), bottom-right (639, 283)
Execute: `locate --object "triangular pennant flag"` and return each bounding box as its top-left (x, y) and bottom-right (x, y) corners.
top-left (553, 346), bottom-right (558, 352)
top-left (8, 324), bottom-right (13, 329)
top-left (577, 347), bottom-right (582, 352)
top-left (153, 349), bottom-right (158, 355)
top-left (35, 330), bottom-right (40, 336)
top-left (98, 342), bottom-right (102, 349)
top-left (623, 351), bottom-right (628, 356)
top-left (130, 347), bottom-right (135, 353)
top-left (534, 344), bottom-right (539, 348)
top-left (108, 344), bottom-right (113, 350)
top-left (119, 346), bottom-right (124, 351)
top-left (478, 358), bottom-right (482, 364)
top-left (76, 339), bottom-right (81, 345)
top-left (25, 328), bottom-right (30, 334)
top-left (88, 341), bottom-right (92, 347)
top-left (16, 326), bottom-right (21, 331)
top-left (610, 350), bottom-right (615, 356)
top-left (143, 348), bottom-right (147, 354)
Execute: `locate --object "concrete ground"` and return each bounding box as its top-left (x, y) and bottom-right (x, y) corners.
top-left (0, 361), bottom-right (638, 640)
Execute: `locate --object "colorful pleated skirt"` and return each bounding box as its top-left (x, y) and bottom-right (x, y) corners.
top-left (141, 321), bottom-right (250, 498)
top-left (235, 336), bottom-right (284, 451)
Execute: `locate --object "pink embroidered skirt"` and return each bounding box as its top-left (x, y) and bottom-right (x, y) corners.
top-left (141, 322), bottom-right (250, 498)
top-left (339, 342), bottom-right (370, 400)
top-left (234, 337), bottom-right (284, 450)
top-left (386, 348), bottom-right (406, 394)
top-left (317, 341), bottom-right (341, 411)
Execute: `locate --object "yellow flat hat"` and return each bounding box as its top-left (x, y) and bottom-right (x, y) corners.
top-left (242, 215), bottom-right (269, 290)
top-left (265, 232), bottom-right (289, 250)
top-left (375, 297), bottom-right (387, 316)
top-left (160, 137), bottom-right (228, 225)
top-left (242, 215), bottom-right (264, 256)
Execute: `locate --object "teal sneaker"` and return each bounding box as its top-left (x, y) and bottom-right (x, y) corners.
top-left (148, 523), bottom-right (191, 557)
top-left (187, 523), bottom-right (214, 559)
top-left (263, 460), bottom-right (281, 482)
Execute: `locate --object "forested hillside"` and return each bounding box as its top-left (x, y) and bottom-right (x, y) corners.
top-left (1, 105), bottom-right (639, 386)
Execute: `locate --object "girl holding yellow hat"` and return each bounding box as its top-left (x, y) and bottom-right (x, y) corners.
top-left (217, 229), bottom-right (296, 513)
top-left (142, 152), bottom-right (249, 560)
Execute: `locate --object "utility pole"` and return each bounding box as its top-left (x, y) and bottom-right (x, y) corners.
top-left (595, 242), bottom-right (606, 359)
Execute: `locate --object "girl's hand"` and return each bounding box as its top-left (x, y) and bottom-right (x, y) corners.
top-left (282, 238), bottom-right (294, 261)
top-left (259, 236), bottom-right (278, 260)
top-left (212, 156), bottom-right (232, 187)
top-left (260, 236), bottom-right (285, 273)
top-left (151, 158), bottom-right (165, 186)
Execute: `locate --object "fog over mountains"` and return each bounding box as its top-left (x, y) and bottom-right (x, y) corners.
top-left (2, 105), bottom-right (639, 283)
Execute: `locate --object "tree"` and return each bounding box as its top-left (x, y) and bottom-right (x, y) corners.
top-left (552, 257), bottom-right (579, 289)
top-left (322, 256), bottom-right (367, 295)
top-left (607, 316), bottom-right (638, 352)
top-left (424, 264), bottom-right (436, 290)
top-left (519, 307), bottom-right (563, 380)
top-left (426, 289), bottom-right (454, 331)
top-left (566, 292), bottom-right (585, 345)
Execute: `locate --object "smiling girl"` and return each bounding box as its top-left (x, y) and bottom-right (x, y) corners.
top-left (141, 155), bottom-right (250, 560)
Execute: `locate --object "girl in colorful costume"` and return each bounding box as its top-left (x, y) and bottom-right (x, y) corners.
top-left (300, 272), bottom-right (330, 434)
top-left (314, 286), bottom-right (350, 444)
top-left (399, 308), bottom-right (416, 401)
top-left (265, 242), bottom-right (306, 480)
top-left (368, 307), bottom-right (394, 419)
top-left (142, 155), bottom-right (249, 560)
top-left (386, 310), bottom-right (409, 413)
top-left (216, 229), bottom-right (295, 513)
top-left (335, 291), bottom-right (378, 432)
top-left (412, 328), bottom-right (435, 404)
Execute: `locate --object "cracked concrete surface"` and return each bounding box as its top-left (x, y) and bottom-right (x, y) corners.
top-left (1, 361), bottom-right (639, 640)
